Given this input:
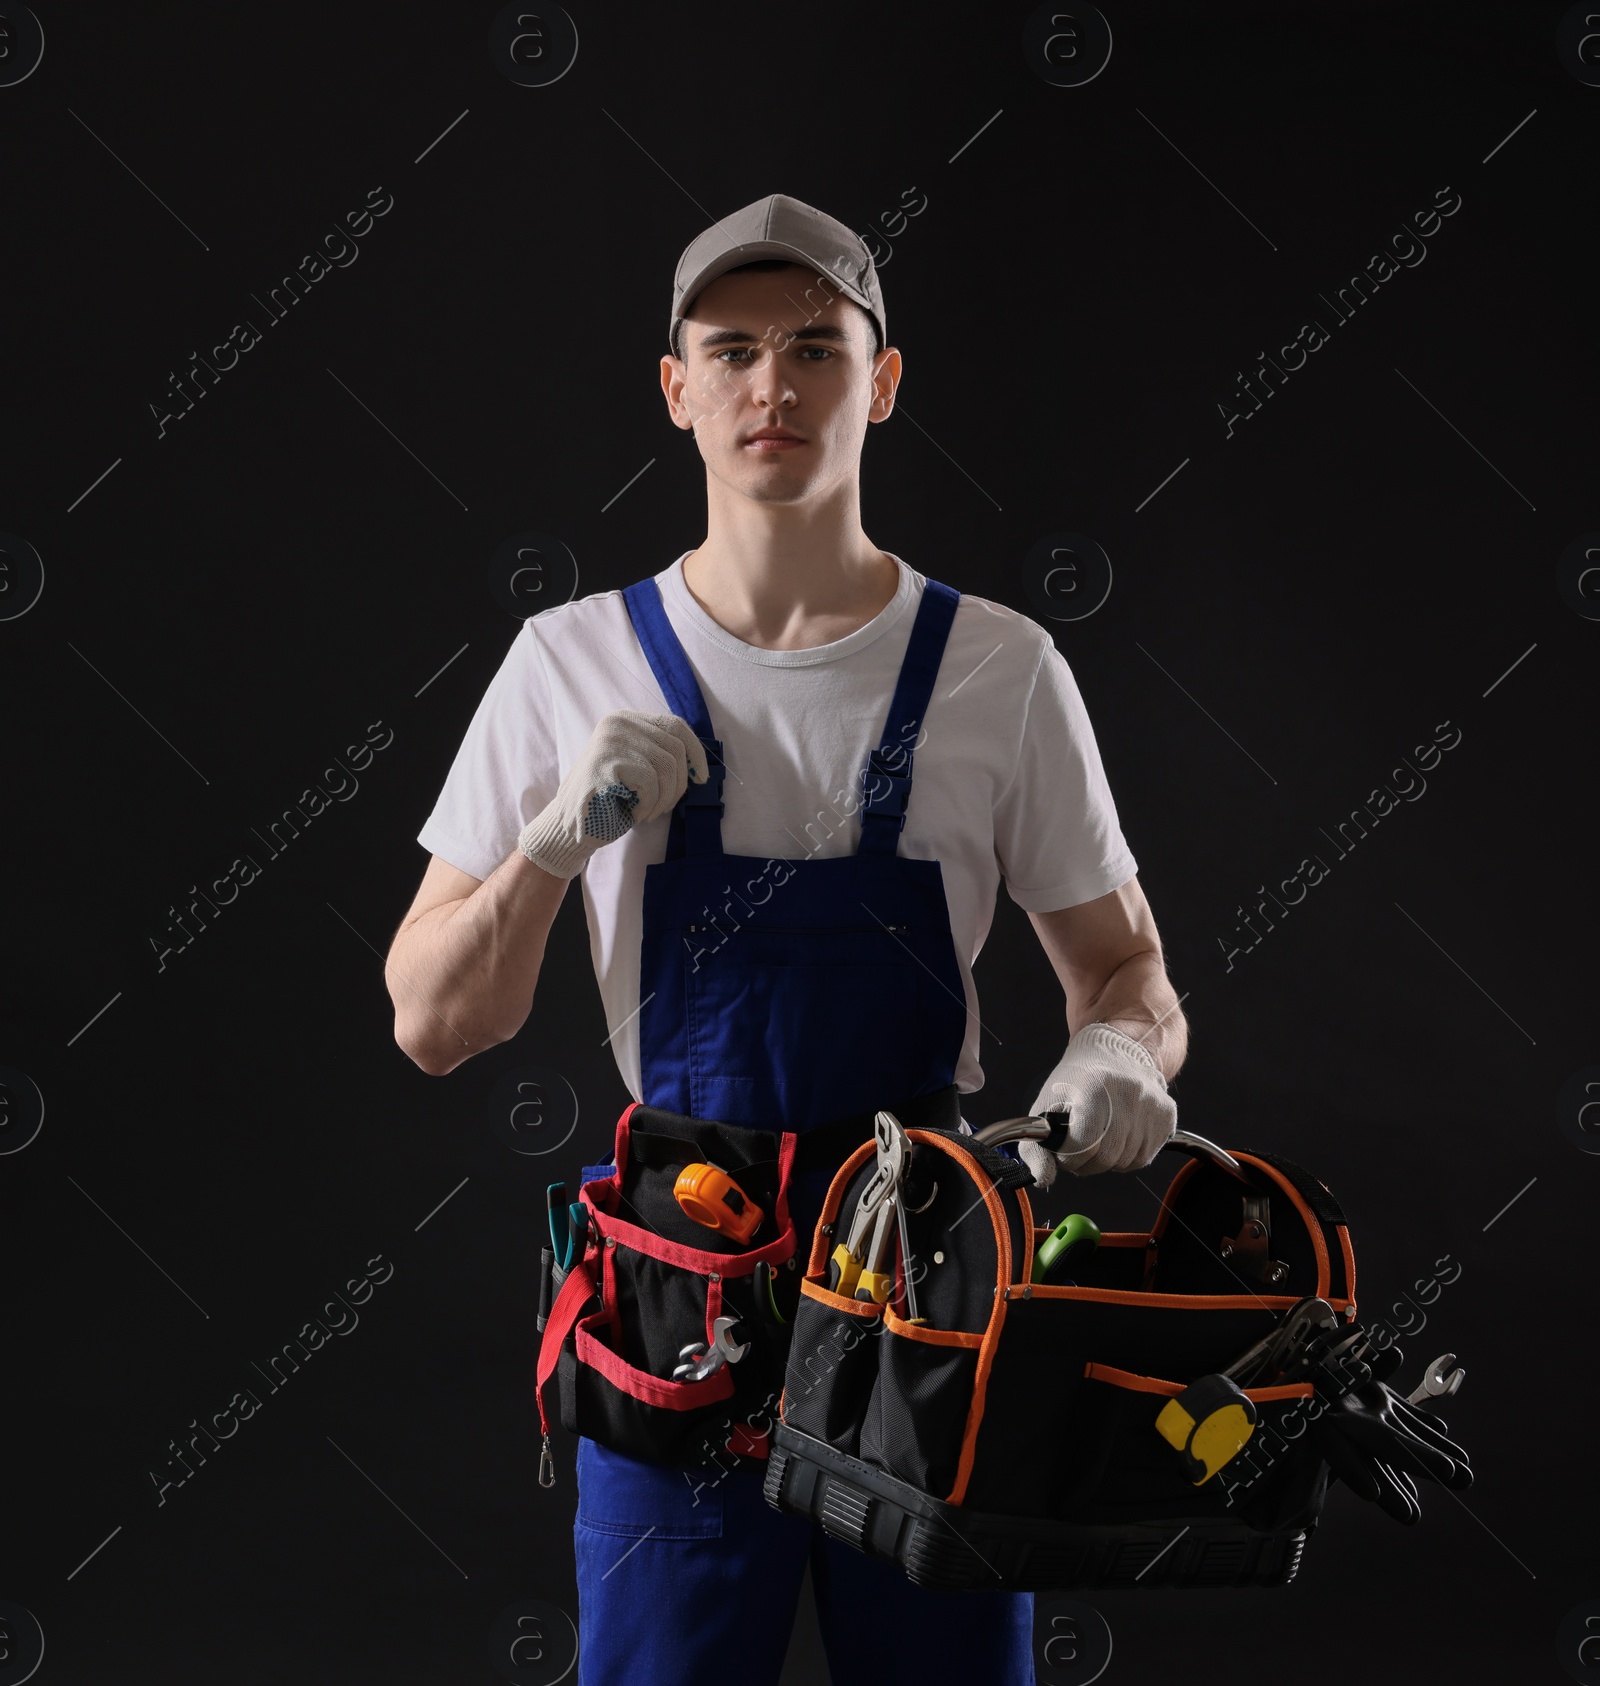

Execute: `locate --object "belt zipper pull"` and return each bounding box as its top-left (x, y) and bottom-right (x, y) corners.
top-left (539, 1434), bottom-right (556, 1489)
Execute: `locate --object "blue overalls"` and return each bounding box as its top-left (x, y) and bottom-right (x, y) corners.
top-left (572, 573), bottom-right (1035, 1685)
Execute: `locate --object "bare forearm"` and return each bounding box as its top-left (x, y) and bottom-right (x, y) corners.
top-left (386, 852), bottom-right (569, 1075)
top-left (1072, 950), bottom-right (1188, 1083)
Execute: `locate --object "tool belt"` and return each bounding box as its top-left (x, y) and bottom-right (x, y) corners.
top-left (766, 1125), bottom-right (1365, 1590)
top-left (533, 1087), bottom-right (964, 1477)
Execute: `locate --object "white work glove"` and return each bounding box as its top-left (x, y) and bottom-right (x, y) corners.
top-left (1016, 1022), bottom-right (1176, 1182)
top-left (516, 710), bottom-right (709, 879)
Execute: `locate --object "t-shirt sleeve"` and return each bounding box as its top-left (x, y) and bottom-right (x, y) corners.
top-left (414, 620), bottom-right (561, 881)
top-left (994, 635), bottom-right (1139, 912)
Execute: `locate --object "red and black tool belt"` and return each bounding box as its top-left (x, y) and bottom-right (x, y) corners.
top-left (767, 1127), bottom-right (1361, 1589)
top-left (535, 1087), bottom-right (964, 1472)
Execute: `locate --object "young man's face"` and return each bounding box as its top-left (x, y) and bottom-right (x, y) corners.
top-left (660, 263), bottom-right (899, 507)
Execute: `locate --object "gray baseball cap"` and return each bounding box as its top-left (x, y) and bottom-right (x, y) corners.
top-left (668, 193), bottom-right (885, 358)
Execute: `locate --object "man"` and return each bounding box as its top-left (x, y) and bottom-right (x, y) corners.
top-left (386, 194), bottom-right (1186, 1686)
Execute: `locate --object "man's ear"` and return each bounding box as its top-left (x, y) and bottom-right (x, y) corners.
top-left (868, 346), bottom-right (902, 424)
top-left (660, 354), bottom-right (695, 432)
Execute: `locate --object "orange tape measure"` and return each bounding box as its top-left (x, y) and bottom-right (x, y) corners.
top-left (673, 1161), bottom-right (763, 1245)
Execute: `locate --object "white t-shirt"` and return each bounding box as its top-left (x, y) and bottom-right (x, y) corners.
top-left (416, 552), bottom-right (1138, 1101)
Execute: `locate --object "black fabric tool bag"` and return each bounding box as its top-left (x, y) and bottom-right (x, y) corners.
top-left (769, 1126), bottom-right (1358, 1590)
top-left (535, 1100), bottom-right (805, 1470)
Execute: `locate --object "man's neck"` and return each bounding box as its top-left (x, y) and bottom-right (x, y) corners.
top-left (682, 486), bottom-right (898, 652)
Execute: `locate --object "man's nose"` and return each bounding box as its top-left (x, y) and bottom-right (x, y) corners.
top-left (748, 346), bottom-right (798, 405)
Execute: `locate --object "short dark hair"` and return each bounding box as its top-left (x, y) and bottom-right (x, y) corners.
top-left (672, 258), bottom-right (881, 361)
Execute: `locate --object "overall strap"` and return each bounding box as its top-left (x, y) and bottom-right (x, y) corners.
top-left (621, 577), bottom-right (726, 859)
top-left (858, 578), bottom-right (961, 856)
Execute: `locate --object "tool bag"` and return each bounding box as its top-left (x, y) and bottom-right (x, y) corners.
top-left (534, 1088), bottom-right (965, 1477)
top-left (765, 1125), bottom-right (1359, 1591)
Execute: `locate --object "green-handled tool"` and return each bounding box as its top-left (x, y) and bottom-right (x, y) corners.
top-left (1033, 1213), bottom-right (1101, 1284)
top-left (546, 1183), bottom-right (569, 1263)
top-left (547, 1183), bottom-right (589, 1270)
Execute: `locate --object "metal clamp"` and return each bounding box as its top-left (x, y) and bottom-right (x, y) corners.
top-left (1220, 1193), bottom-right (1290, 1286)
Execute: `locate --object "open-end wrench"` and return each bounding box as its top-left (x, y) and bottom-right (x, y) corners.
top-left (1406, 1352), bottom-right (1465, 1407)
top-left (671, 1315), bottom-right (750, 1383)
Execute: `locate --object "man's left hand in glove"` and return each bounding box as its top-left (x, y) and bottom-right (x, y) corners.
top-left (1016, 1021), bottom-right (1177, 1182)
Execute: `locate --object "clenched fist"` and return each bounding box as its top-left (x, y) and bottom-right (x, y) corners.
top-left (1016, 1022), bottom-right (1176, 1180)
top-left (517, 710), bottom-right (709, 879)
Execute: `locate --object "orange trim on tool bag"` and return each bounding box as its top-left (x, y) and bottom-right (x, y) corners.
top-left (799, 1277), bottom-right (885, 1317)
top-left (1083, 1361), bottom-right (1185, 1396)
top-left (1031, 1228), bottom-right (1147, 1250)
top-left (1337, 1223), bottom-right (1356, 1306)
top-left (883, 1307), bottom-right (983, 1347)
top-left (1147, 1155), bottom-right (1199, 1282)
top-left (1027, 1283), bottom-right (1304, 1309)
top-left (808, 1141), bottom-right (879, 1279)
top-left (1016, 1187), bottom-right (1036, 1284)
top-left (904, 1129), bottom-right (1013, 1507)
top-left (1148, 1149), bottom-right (1334, 1300)
top-left (1081, 1361), bottom-right (1317, 1404)
top-left (1233, 1150), bottom-right (1332, 1295)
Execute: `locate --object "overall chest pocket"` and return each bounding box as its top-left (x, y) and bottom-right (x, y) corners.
top-left (684, 925), bottom-right (926, 1125)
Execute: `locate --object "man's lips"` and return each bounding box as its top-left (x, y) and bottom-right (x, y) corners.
top-left (743, 434), bottom-right (806, 451)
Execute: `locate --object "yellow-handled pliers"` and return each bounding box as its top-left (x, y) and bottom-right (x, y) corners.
top-left (828, 1110), bottom-right (908, 1301)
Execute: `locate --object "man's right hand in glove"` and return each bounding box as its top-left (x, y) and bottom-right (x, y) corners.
top-left (517, 710), bottom-right (709, 879)
top-left (1016, 1022), bottom-right (1176, 1181)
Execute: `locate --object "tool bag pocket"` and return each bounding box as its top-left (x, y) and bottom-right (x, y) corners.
top-left (1047, 1363), bottom-right (1323, 1528)
top-left (779, 1149), bottom-right (894, 1458)
top-left (785, 1128), bottom-right (1034, 1495)
top-left (859, 1312), bottom-right (984, 1499)
top-left (781, 1281), bottom-right (886, 1459)
top-left (537, 1101), bottom-right (802, 1468)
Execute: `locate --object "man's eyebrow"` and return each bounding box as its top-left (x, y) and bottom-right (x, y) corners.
top-left (696, 323), bottom-right (853, 350)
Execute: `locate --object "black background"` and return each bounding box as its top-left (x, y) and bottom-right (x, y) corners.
top-left (2, 1), bottom-right (1595, 1681)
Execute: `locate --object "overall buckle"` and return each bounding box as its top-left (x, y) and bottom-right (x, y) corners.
top-left (860, 747), bottom-right (913, 830)
top-left (683, 736), bottom-right (726, 808)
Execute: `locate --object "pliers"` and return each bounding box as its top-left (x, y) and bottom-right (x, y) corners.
top-left (827, 1111), bottom-right (908, 1303)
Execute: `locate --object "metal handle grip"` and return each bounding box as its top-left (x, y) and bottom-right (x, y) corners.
top-left (971, 1113), bottom-right (1244, 1178)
